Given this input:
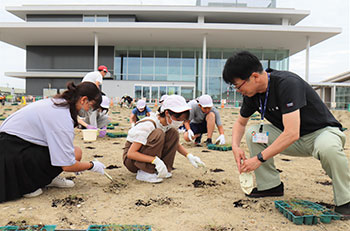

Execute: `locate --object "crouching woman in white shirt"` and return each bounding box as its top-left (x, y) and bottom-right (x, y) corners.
top-left (123, 95), bottom-right (205, 183)
top-left (0, 82), bottom-right (106, 203)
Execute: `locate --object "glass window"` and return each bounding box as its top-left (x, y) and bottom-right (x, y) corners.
top-left (83, 15), bottom-right (95, 22)
top-left (141, 49), bottom-right (154, 81)
top-left (151, 86), bottom-right (159, 103)
top-left (181, 87), bottom-right (194, 101)
top-left (115, 49), bottom-right (127, 80)
top-left (182, 50), bottom-right (195, 82)
top-left (167, 86), bottom-right (179, 95)
top-left (135, 86), bottom-right (142, 101)
top-left (160, 86), bottom-right (167, 98)
top-left (142, 86), bottom-right (150, 102)
top-left (208, 77), bottom-right (221, 104)
top-left (96, 15), bottom-right (108, 22)
top-left (207, 51), bottom-right (222, 77)
top-left (155, 50), bottom-right (167, 76)
top-left (168, 50), bottom-right (181, 81)
top-left (127, 50), bottom-right (140, 78)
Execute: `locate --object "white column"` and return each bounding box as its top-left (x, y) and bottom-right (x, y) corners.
top-left (305, 36), bottom-right (310, 82)
top-left (321, 87), bottom-right (325, 102)
top-left (331, 85), bottom-right (337, 109)
top-left (94, 33), bottom-right (99, 71)
top-left (202, 34), bottom-right (207, 95)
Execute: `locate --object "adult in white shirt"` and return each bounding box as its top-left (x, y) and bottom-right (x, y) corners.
top-left (0, 82), bottom-right (106, 202)
top-left (123, 95), bottom-right (205, 183)
top-left (82, 65), bottom-right (108, 88)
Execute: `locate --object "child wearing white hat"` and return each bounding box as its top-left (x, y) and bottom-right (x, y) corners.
top-left (78, 95), bottom-right (111, 137)
top-left (130, 99), bottom-right (152, 127)
top-left (123, 95), bottom-right (205, 183)
top-left (184, 94), bottom-right (225, 146)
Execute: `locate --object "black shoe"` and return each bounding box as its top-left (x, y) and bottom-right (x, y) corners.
top-left (335, 202), bottom-right (350, 219)
top-left (246, 182), bottom-right (284, 198)
top-left (205, 138), bottom-right (212, 146)
top-left (194, 135), bottom-right (202, 145)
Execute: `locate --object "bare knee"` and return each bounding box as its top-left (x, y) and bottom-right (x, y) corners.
top-left (74, 146), bottom-right (82, 161)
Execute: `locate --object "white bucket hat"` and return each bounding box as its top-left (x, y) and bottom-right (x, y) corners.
top-left (161, 95), bottom-right (191, 113)
top-left (136, 100), bottom-right (146, 110)
top-left (100, 96), bottom-right (110, 109)
top-left (198, 94), bottom-right (213, 107)
top-left (159, 94), bottom-right (169, 103)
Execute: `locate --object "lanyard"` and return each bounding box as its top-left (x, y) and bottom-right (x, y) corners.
top-left (259, 73), bottom-right (270, 133)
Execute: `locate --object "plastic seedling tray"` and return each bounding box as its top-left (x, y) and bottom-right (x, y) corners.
top-left (107, 126), bottom-right (115, 130)
top-left (0, 225), bottom-right (56, 231)
top-left (111, 112), bottom-right (121, 114)
top-left (87, 224), bottom-right (151, 231)
top-left (0, 117), bottom-right (6, 120)
top-left (4, 108), bottom-right (12, 111)
top-left (274, 199), bottom-right (341, 225)
top-left (250, 118), bottom-right (260, 121)
top-left (107, 132), bottom-right (128, 138)
top-left (207, 144), bottom-right (232, 151)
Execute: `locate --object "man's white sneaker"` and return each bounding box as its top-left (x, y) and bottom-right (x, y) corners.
top-left (23, 188), bottom-right (43, 198)
top-left (47, 176), bottom-right (75, 188)
top-left (136, 170), bottom-right (163, 183)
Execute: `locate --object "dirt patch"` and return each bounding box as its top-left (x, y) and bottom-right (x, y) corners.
top-left (316, 180), bottom-right (332, 186)
top-left (192, 179), bottom-right (219, 188)
top-left (51, 195), bottom-right (84, 208)
top-left (233, 199), bottom-right (258, 209)
top-left (135, 197), bottom-right (175, 207)
top-left (106, 165), bottom-right (121, 169)
top-left (85, 146), bottom-right (96, 149)
top-left (210, 168), bottom-right (224, 173)
top-left (281, 158), bottom-right (291, 162)
top-left (93, 154), bottom-right (104, 158)
top-left (103, 181), bottom-right (127, 193)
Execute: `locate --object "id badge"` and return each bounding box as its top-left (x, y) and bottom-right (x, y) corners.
top-left (252, 131), bottom-right (269, 143)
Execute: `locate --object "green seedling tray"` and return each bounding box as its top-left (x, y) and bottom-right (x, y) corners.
top-left (107, 126), bottom-right (115, 130)
top-left (111, 112), bottom-right (121, 114)
top-left (231, 112), bottom-right (239, 115)
top-left (0, 117), bottom-right (6, 120)
top-left (207, 144), bottom-right (232, 151)
top-left (4, 108), bottom-right (12, 111)
top-left (274, 200), bottom-right (341, 225)
top-left (87, 224), bottom-right (151, 231)
top-left (108, 122), bottom-right (120, 126)
top-left (0, 225), bottom-right (56, 231)
top-left (107, 132), bottom-right (127, 138)
top-left (11, 103), bottom-right (18, 106)
top-left (251, 113), bottom-right (260, 117)
top-left (250, 118), bottom-right (260, 121)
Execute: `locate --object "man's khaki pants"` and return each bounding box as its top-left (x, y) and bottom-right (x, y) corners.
top-left (246, 124), bottom-right (350, 206)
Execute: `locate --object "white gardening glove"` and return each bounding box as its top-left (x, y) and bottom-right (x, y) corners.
top-left (152, 156), bottom-right (168, 178)
top-left (89, 160), bottom-right (106, 175)
top-left (215, 134), bottom-right (226, 145)
top-left (131, 122), bottom-right (135, 128)
top-left (187, 153), bottom-right (206, 168)
top-left (187, 129), bottom-right (195, 141)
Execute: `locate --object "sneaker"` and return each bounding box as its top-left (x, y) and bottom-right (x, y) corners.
top-left (246, 182), bottom-right (284, 198)
top-left (165, 172), bottom-right (172, 178)
top-left (194, 135), bottom-right (202, 145)
top-left (335, 202), bottom-right (350, 219)
top-left (136, 170), bottom-right (163, 183)
top-left (205, 138), bottom-right (213, 146)
top-left (47, 176), bottom-right (75, 188)
top-left (23, 188), bottom-right (43, 198)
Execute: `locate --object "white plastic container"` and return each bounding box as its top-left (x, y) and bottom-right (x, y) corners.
top-left (82, 129), bottom-right (98, 141)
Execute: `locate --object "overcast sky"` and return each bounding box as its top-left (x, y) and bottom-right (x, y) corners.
top-left (0, 0), bottom-right (349, 89)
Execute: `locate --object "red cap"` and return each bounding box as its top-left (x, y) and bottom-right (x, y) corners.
top-left (98, 65), bottom-right (108, 72)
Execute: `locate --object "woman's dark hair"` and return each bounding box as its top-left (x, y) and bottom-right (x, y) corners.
top-left (157, 107), bottom-right (190, 120)
top-left (53, 82), bottom-right (102, 127)
top-left (222, 51), bottom-right (263, 84)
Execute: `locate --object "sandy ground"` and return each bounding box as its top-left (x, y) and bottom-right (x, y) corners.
top-left (0, 103), bottom-right (350, 231)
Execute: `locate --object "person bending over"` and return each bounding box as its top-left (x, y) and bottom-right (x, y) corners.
top-left (130, 99), bottom-right (152, 127)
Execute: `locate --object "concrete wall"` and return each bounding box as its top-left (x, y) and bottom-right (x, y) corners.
top-left (26, 46), bottom-right (114, 74)
top-left (26, 78), bottom-right (81, 96)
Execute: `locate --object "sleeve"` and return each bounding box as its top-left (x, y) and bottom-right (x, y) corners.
top-left (240, 96), bottom-right (258, 118)
top-left (146, 106), bottom-right (152, 112)
top-left (97, 73), bottom-right (103, 84)
top-left (132, 108), bottom-right (137, 115)
top-left (88, 110), bottom-right (98, 127)
top-left (212, 108), bottom-right (222, 126)
top-left (277, 77), bottom-right (306, 114)
top-left (46, 129), bottom-right (76, 167)
top-left (126, 121), bottom-right (155, 145)
top-left (188, 104), bottom-right (196, 122)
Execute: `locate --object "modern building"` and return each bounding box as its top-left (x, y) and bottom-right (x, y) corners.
top-left (312, 71), bottom-right (350, 110)
top-left (0, 1), bottom-right (342, 105)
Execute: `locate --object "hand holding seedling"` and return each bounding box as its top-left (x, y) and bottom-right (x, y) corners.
top-left (89, 160), bottom-right (106, 175)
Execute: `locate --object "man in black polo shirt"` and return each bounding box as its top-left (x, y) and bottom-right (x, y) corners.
top-left (222, 51), bottom-right (350, 217)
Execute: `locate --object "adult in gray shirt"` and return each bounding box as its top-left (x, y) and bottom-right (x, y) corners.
top-left (183, 95), bottom-right (225, 146)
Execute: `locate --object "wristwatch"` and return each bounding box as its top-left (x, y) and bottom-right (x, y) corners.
top-left (257, 152), bottom-right (266, 162)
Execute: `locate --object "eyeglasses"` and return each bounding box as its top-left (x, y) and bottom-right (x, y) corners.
top-left (233, 80), bottom-right (247, 90)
